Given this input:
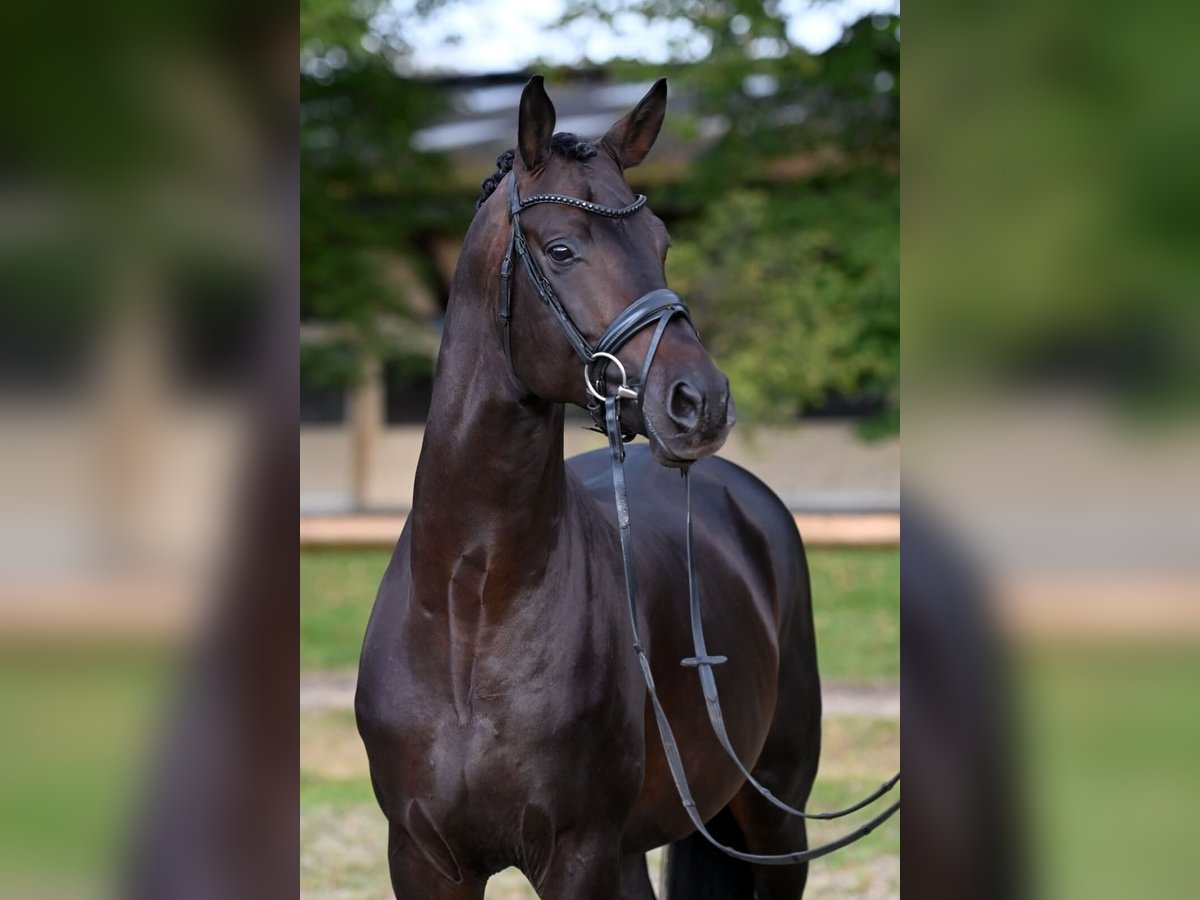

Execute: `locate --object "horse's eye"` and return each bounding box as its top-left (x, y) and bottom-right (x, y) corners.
top-left (548, 244), bottom-right (574, 263)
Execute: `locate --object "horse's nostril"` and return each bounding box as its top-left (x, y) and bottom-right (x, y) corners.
top-left (668, 380), bottom-right (704, 431)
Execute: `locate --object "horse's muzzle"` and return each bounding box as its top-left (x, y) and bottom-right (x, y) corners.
top-left (645, 372), bottom-right (736, 466)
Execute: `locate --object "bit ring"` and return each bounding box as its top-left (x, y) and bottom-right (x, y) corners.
top-left (585, 352), bottom-right (638, 402)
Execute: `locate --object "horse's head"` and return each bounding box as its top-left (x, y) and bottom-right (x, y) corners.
top-left (483, 75), bottom-right (736, 467)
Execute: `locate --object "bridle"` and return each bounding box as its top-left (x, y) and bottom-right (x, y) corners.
top-left (498, 172), bottom-right (691, 435)
top-left (495, 169), bottom-right (900, 865)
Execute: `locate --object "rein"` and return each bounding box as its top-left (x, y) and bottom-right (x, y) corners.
top-left (498, 171), bottom-right (900, 864)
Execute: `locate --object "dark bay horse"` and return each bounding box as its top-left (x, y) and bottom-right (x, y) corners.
top-left (356, 76), bottom-right (822, 899)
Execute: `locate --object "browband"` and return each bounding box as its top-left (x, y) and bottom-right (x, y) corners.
top-left (518, 192), bottom-right (647, 218)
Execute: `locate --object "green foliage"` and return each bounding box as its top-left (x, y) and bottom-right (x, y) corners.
top-left (300, 0), bottom-right (374, 52)
top-left (575, 8), bottom-right (899, 169)
top-left (669, 174), bottom-right (899, 424)
top-left (300, 342), bottom-right (360, 388)
top-left (301, 48), bottom-right (456, 379)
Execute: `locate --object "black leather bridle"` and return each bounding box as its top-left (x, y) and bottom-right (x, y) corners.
top-left (496, 170), bottom-right (900, 865)
top-left (499, 172), bottom-right (691, 434)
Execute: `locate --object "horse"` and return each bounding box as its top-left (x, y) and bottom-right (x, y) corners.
top-left (356, 75), bottom-right (824, 900)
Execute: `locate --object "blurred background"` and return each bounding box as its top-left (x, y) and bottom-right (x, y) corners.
top-left (0, 0), bottom-right (1195, 896)
top-left (0, 1), bottom-right (298, 897)
top-left (905, 1), bottom-right (1200, 898)
top-left (298, 1), bottom-right (901, 897)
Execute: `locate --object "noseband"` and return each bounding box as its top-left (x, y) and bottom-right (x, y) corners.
top-left (495, 169), bottom-right (900, 865)
top-left (498, 172), bottom-right (692, 435)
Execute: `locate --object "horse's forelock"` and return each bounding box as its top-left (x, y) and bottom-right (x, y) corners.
top-left (474, 133), bottom-right (598, 212)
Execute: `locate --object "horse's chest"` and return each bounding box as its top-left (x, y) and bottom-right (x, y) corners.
top-left (359, 572), bottom-right (646, 871)
top-left (372, 679), bottom-right (640, 877)
top-left (374, 635), bottom-right (642, 814)
top-left (430, 655), bottom-right (640, 794)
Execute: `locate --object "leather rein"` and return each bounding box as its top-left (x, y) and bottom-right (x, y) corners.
top-left (497, 171), bottom-right (900, 865)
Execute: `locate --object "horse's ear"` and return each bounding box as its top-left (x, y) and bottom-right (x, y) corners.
top-left (602, 77), bottom-right (668, 170)
top-left (518, 75), bottom-right (556, 172)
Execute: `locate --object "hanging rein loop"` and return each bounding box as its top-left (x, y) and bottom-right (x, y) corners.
top-left (682, 468), bottom-right (901, 820)
top-left (600, 393), bottom-right (899, 865)
top-left (498, 170), bottom-right (900, 864)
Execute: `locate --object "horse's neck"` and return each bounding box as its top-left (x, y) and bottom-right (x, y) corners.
top-left (408, 283), bottom-right (570, 609)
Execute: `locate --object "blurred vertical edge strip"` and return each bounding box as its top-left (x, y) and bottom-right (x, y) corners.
top-left (907, 1), bottom-right (1200, 899)
top-left (120, 7), bottom-right (302, 900)
top-left (0, 0), bottom-right (299, 897)
top-left (124, 161), bottom-right (300, 899)
top-left (124, 72), bottom-right (301, 900)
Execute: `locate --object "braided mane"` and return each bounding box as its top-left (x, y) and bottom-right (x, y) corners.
top-left (475, 133), bottom-right (599, 211)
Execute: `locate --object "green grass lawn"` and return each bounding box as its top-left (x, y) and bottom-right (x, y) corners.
top-left (0, 647), bottom-right (174, 884)
top-left (300, 550), bottom-right (390, 671)
top-left (300, 546), bottom-right (899, 682)
top-left (808, 548), bottom-right (900, 682)
top-left (1019, 646), bottom-right (1200, 900)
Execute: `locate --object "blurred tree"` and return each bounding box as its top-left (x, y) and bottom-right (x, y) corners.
top-left (669, 175), bottom-right (898, 429)
top-left (300, 0), bottom-right (455, 388)
top-left (300, 0), bottom-right (377, 50)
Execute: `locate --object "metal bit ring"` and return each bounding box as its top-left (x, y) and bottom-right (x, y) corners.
top-left (585, 351), bottom-right (638, 402)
